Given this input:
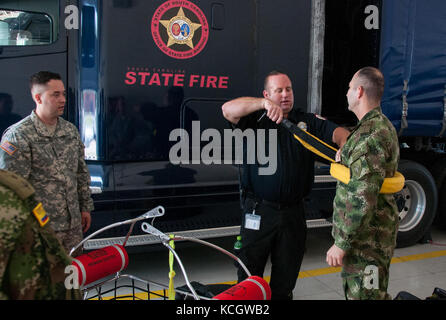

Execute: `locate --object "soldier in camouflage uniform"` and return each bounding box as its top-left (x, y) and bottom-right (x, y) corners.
top-left (0, 169), bottom-right (80, 299)
top-left (0, 71), bottom-right (94, 255)
top-left (326, 67), bottom-right (400, 300)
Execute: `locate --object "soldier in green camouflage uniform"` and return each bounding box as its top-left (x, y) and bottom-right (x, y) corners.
top-left (0, 169), bottom-right (80, 299)
top-left (0, 71), bottom-right (94, 254)
top-left (327, 67), bottom-right (400, 300)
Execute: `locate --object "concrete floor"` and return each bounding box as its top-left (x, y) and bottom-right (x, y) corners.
top-left (293, 225), bottom-right (446, 300)
top-left (84, 225), bottom-right (446, 300)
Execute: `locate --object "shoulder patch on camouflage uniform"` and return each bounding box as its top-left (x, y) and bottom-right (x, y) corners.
top-left (32, 202), bottom-right (50, 227)
top-left (0, 140), bottom-right (17, 155)
top-left (0, 169), bottom-right (35, 200)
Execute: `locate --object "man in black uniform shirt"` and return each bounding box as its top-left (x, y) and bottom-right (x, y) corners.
top-left (222, 71), bottom-right (349, 299)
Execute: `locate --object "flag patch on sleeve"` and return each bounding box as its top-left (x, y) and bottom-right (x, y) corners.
top-left (0, 141), bottom-right (17, 156)
top-left (32, 202), bottom-right (50, 227)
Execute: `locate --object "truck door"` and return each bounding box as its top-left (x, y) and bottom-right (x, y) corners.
top-left (91, 0), bottom-right (257, 240)
top-left (84, 0), bottom-right (314, 247)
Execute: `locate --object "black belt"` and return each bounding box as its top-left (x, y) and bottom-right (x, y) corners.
top-left (243, 191), bottom-right (301, 210)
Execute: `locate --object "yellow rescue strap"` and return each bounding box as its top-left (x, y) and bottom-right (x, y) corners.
top-left (293, 132), bottom-right (338, 163)
top-left (281, 119), bottom-right (405, 194)
top-left (168, 234), bottom-right (176, 300)
top-left (330, 162), bottom-right (405, 194)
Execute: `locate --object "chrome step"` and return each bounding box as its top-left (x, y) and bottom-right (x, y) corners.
top-left (83, 226), bottom-right (241, 250)
top-left (83, 218), bottom-right (332, 250)
top-left (307, 218), bottom-right (332, 229)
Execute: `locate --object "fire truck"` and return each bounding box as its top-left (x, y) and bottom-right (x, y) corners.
top-left (0, 0), bottom-right (445, 249)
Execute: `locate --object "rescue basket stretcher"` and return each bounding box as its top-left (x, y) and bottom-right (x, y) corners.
top-left (69, 206), bottom-right (271, 300)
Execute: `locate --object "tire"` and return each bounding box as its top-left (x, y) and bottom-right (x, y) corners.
top-left (394, 160), bottom-right (438, 248)
top-left (437, 182), bottom-right (446, 229)
top-left (431, 158), bottom-right (446, 229)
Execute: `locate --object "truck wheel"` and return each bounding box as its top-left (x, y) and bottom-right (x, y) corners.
top-left (394, 160), bottom-right (438, 248)
top-left (436, 183), bottom-right (446, 229)
top-left (431, 158), bottom-right (446, 229)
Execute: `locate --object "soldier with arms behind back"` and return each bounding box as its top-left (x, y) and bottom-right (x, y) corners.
top-left (0, 71), bottom-right (94, 255)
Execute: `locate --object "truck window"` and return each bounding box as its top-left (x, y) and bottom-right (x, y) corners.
top-left (0, 0), bottom-right (65, 138)
top-left (0, 7), bottom-right (56, 46)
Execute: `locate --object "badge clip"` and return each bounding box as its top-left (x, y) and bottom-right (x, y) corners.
top-left (245, 203), bottom-right (261, 231)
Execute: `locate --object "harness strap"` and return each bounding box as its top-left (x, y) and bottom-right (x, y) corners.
top-left (280, 119), bottom-right (405, 194)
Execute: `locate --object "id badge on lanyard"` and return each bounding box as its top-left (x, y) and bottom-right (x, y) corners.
top-left (245, 203), bottom-right (261, 231)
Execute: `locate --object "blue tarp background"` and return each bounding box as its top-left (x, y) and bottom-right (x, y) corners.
top-left (380, 0), bottom-right (446, 137)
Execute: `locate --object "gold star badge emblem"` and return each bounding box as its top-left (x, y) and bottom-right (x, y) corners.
top-left (160, 7), bottom-right (202, 49)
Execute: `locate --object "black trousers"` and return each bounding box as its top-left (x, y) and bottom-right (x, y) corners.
top-left (236, 197), bottom-right (307, 300)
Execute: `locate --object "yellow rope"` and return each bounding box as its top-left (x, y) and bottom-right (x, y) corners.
top-left (168, 234), bottom-right (176, 300)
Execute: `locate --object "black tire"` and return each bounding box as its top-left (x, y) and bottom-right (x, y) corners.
top-left (395, 160), bottom-right (438, 248)
top-left (437, 182), bottom-right (446, 229)
top-left (431, 158), bottom-right (446, 229)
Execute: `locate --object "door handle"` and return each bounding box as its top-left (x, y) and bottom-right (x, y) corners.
top-left (89, 186), bottom-right (102, 194)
